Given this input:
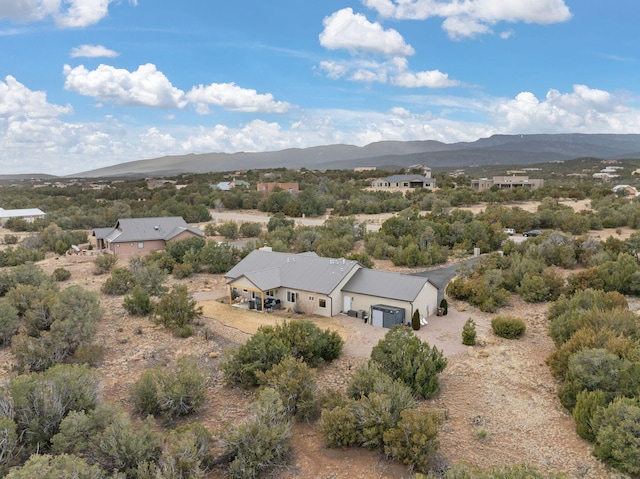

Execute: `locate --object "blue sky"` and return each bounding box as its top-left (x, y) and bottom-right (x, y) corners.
top-left (1, 0), bottom-right (639, 175)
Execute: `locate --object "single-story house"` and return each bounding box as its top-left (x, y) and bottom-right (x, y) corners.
top-left (225, 248), bottom-right (439, 326)
top-left (0, 207), bottom-right (45, 226)
top-left (370, 175), bottom-right (436, 189)
top-left (93, 216), bottom-right (204, 257)
top-left (257, 182), bottom-right (299, 195)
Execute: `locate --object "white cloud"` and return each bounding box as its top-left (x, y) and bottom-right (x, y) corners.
top-left (392, 69), bottom-right (460, 88)
top-left (186, 83), bottom-right (291, 114)
top-left (63, 63), bottom-right (188, 109)
top-left (0, 0), bottom-right (124, 28)
top-left (319, 56), bottom-right (460, 89)
top-left (363, 0), bottom-right (572, 39)
top-left (320, 8), bottom-right (414, 57)
top-left (71, 44), bottom-right (119, 58)
top-left (493, 84), bottom-right (640, 132)
top-left (0, 75), bottom-right (73, 119)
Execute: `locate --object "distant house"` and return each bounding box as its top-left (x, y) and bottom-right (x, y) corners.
top-left (93, 216), bottom-right (204, 257)
top-left (470, 175), bottom-right (544, 192)
top-left (225, 249), bottom-right (439, 326)
top-left (370, 175), bottom-right (436, 189)
top-left (257, 182), bottom-right (299, 195)
top-left (0, 207), bottom-right (45, 227)
top-left (212, 179), bottom-right (250, 191)
top-left (613, 185), bottom-right (640, 197)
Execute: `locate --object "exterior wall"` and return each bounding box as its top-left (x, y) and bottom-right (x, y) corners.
top-left (344, 282), bottom-right (438, 321)
top-left (471, 178), bottom-right (495, 192)
top-left (109, 239), bottom-right (166, 257)
top-left (471, 177), bottom-right (544, 192)
top-left (0, 214), bottom-right (45, 227)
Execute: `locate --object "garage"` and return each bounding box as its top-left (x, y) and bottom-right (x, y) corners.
top-left (370, 304), bottom-right (405, 328)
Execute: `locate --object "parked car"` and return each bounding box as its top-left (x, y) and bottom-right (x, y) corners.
top-left (522, 229), bottom-right (542, 237)
top-left (504, 228), bottom-right (516, 236)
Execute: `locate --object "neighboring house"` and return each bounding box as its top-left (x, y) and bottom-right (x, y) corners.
top-left (613, 185), bottom-right (640, 197)
top-left (225, 248), bottom-right (439, 327)
top-left (212, 179), bottom-right (250, 191)
top-left (257, 182), bottom-right (299, 195)
top-left (471, 175), bottom-right (544, 192)
top-left (93, 216), bottom-right (204, 257)
top-left (370, 175), bottom-right (436, 189)
top-left (0, 207), bottom-right (45, 226)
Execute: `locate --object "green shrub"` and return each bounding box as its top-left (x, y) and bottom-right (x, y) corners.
top-left (52, 403), bottom-right (162, 478)
top-left (9, 364), bottom-right (100, 451)
top-left (256, 356), bottom-right (317, 421)
top-left (218, 221), bottom-right (239, 240)
top-left (223, 388), bottom-right (292, 479)
top-left (370, 325), bottom-right (447, 399)
top-left (52, 267), bottom-right (71, 282)
top-left (93, 254), bottom-right (117, 275)
top-left (318, 402), bottom-right (360, 448)
top-left (0, 417), bottom-right (18, 475)
top-left (491, 316), bottom-right (526, 339)
top-left (123, 285), bottom-right (154, 316)
top-left (411, 309), bottom-right (421, 331)
top-left (558, 348), bottom-right (621, 411)
top-left (383, 408), bottom-right (443, 473)
top-left (160, 423), bottom-right (214, 478)
top-left (0, 303), bottom-right (20, 346)
top-left (440, 298), bottom-right (448, 315)
top-left (101, 267), bottom-right (136, 295)
top-left (462, 318), bottom-right (477, 346)
top-left (3, 234), bottom-right (18, 245)
top-left (153, 285), bottom-right (202, 335)
top-left (346, 363), bottom-right (395, 400)
top-left (4, 453), bottom-right (116, 479)
top-left (132, 356), bottom-right (208, 419)
top-left (593, 397), bottom-right (640, 475)
top-left (573, 389), bottom-right (607, 442)
top-left (221, 320), bottom-right (342, 387)
top-left (171, 261), bottom-right (194, 279)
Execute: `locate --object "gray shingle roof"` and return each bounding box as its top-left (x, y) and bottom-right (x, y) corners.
top-left (226, 250), bottom-right (359, 295)
top-left (100, 217), bottom-right (204, 243)
top-left (342, 268), bottom-right (435, 302)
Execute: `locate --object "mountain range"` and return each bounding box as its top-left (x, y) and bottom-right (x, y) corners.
top-left (32, 133), bottom-right (640, 178)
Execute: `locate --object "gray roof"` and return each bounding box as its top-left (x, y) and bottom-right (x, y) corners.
top-left (382, 174), bottom-right (435, 183)
top-left (98, 217), bottom-right (204, 243)
top-left (226, 250), bottom-right (359, 295)
top-left (342, 268), bottom-right (436, 302)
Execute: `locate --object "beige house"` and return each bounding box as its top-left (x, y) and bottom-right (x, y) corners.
top-left (370, 175), bottom-right (436, 189)
top-left (257, 182), bottom-right (299, 195)
top-left (471, 175), bottom-right (544, 192)
top-left (93, 216), bottom-right (204, 258)
top-left (225, 249), bottom-right (439, 327)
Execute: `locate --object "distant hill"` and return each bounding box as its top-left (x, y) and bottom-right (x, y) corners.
top-left (34, 133), bottom-right (640, 178)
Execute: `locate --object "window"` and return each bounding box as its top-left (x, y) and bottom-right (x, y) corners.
top-left (287, 291), bottom-right (297, 303)
top-left (319, 299), bottom-right (326, 308)
top-left (138, 242), bottom-right (144, 249)
top-left (308, 296), bottom-right (314, 301)
top-left (266, 290), bottom-right (275, 297)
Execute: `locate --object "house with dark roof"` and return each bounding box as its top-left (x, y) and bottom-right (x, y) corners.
top-left (93, 216), bottom-right (204, 258)
top-left (225, 248), bottom-right (439, 325)
top-left (370, 175), bottom-right (436, 189)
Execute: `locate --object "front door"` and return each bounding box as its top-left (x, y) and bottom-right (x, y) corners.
top-left (343, 296), bottom-right (351, 313)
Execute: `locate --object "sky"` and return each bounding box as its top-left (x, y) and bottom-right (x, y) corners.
top-left (1, 1), bottom-right (639, 176)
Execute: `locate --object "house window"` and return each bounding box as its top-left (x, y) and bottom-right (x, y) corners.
top-left (266, 290), bottom-right (275, 297)
top-left (138, 242), bottom-right (144, 249)
top-left (287, 291), bottom-right (297, 303)
top-left (308, 296), bottom-right (314, 301)
top-left (319, 299), bottom-right (326, 308)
